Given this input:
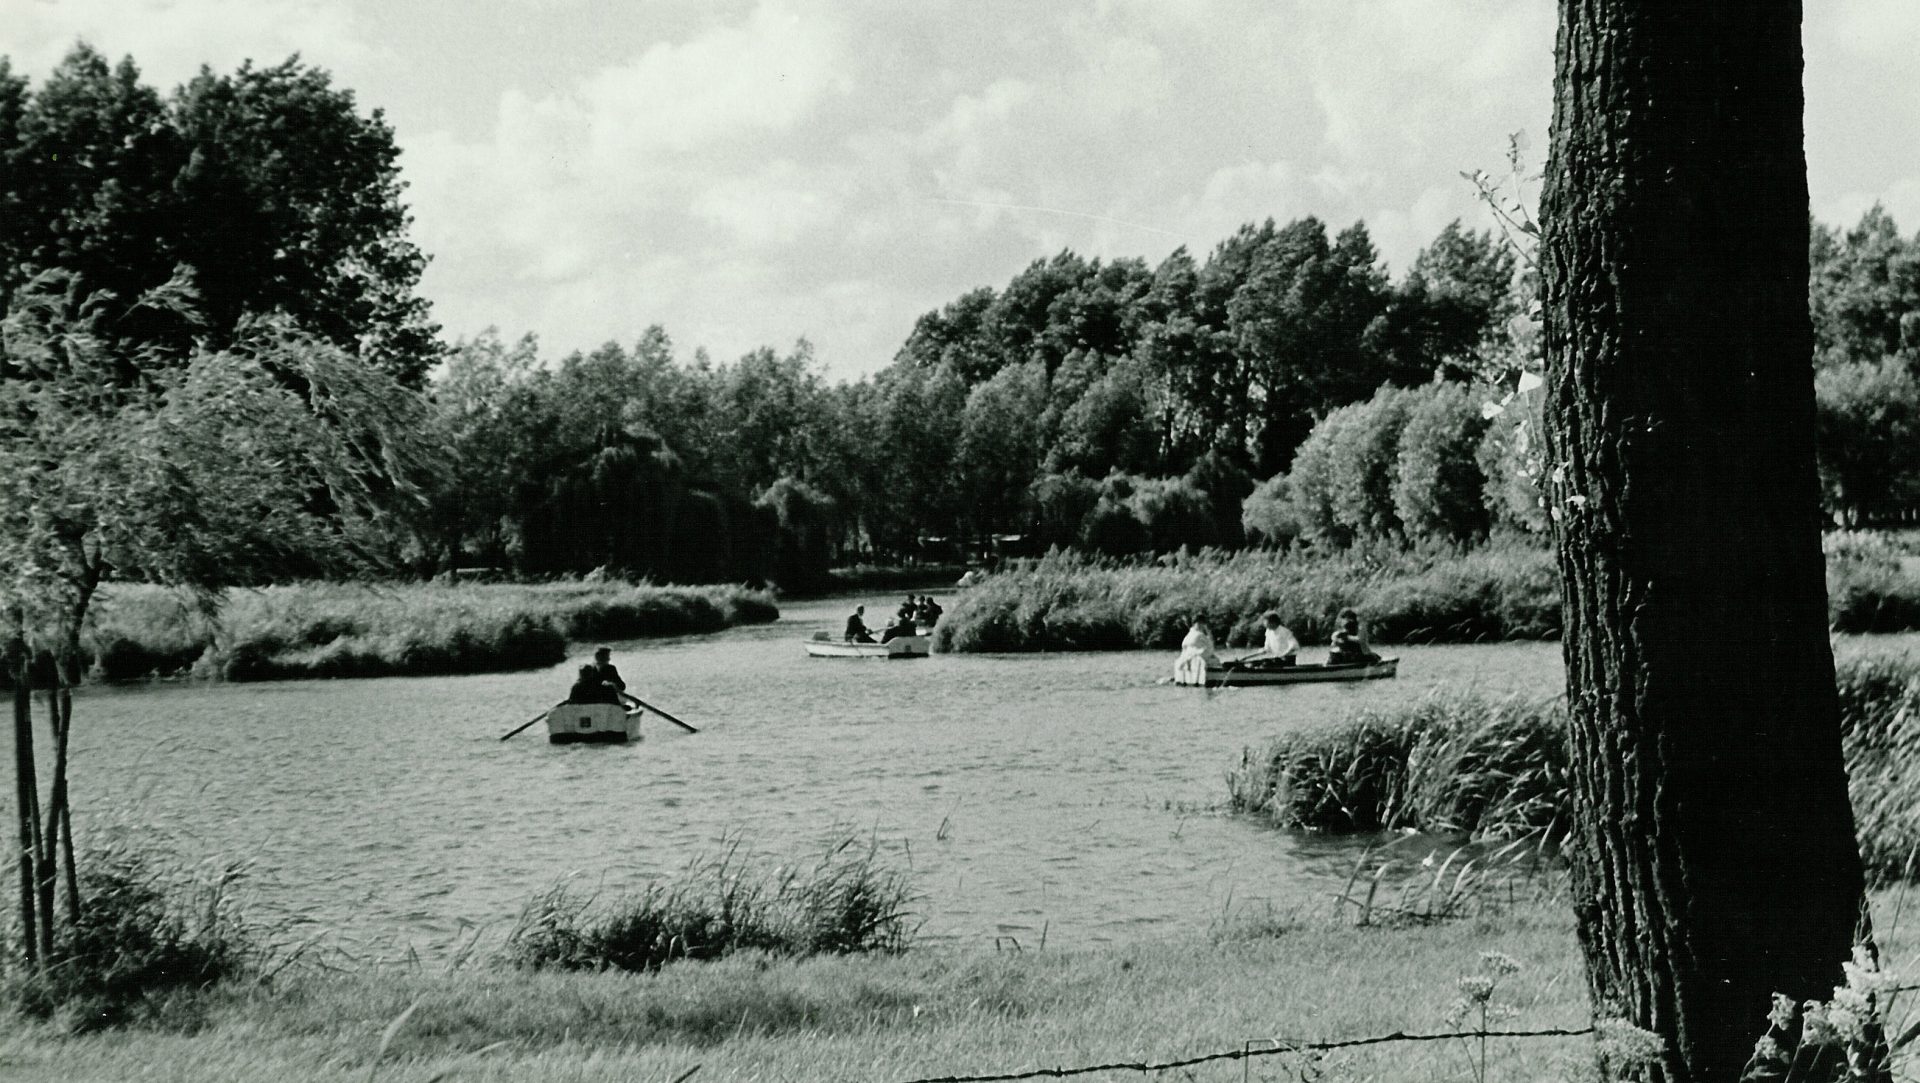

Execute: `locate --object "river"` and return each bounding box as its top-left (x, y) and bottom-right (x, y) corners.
top-left (10, 590), bottom-right (1568, 963)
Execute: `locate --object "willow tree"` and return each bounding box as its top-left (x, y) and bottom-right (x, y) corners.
top-left (1541, 4), bottom-right (1871, 1081)
top-left (2, 271), bottom-right (436, 968)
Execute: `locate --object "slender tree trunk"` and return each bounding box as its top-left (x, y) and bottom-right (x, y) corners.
top-left (1542, 3), bottom-right (1868, 1080)
top-left (10, 648), bottom-right (41, 969)
top-left (52, 678), bottom-right (79, 922)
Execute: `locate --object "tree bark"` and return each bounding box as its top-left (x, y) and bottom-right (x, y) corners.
top-left (1542, 3), bottom-right (1869, 1081)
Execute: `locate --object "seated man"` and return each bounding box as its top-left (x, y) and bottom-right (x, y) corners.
top-left (566, 663), bottom-right (622, 705)
top-left (1241, 611), bottom-right (1300, 669)
top-left (920, 596), bottom-right (943, 626)
top-left (845, 605), bottom-right (876, 643)
top-left (1327, 608), bottom-right (1382, 666)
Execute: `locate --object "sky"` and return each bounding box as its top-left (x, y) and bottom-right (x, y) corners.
top-left (5, 0), bottom-right (1920, 380)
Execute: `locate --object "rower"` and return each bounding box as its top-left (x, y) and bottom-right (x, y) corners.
top-left (1328, 608), bottom-right (1382, 665)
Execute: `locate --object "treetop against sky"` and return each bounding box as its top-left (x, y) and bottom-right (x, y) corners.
top-left (4, 0), bottom-right (1918, 379)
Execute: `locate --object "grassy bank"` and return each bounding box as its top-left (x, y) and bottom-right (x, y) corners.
top-left (2, 899), bottom-right (1594, 1083)
top-left (934, 534), bottom-right (1920, 652)
top-left (1227, 651), bottom-right (1920, 885)
top-left (934, 544), bottom-right (1560, 652)
top-left (51, 580), bottom-right (779, 684)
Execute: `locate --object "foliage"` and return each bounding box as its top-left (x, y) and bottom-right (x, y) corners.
top-left (5, 842), bottom-right (254, 1031)
top-left (0, 46), bottom-right (436, 383)
top-left (1810, 205), bottom-right (1920, 369)
top-left (505, 836), bottom-right (916, 974)
top-left (757, 477), bottom-right (838, 592)
top-left (1814, 357), bottom-right (1920, 526)
top-left (1239, 472), bottom-right (1303, 547)
top-left (1393, 383), bottom-right (1494, 543)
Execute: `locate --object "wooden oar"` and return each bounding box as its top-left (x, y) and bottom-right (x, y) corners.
top-left (629, 695), bottom-right (699, 734)
top-left (500, 701), bottom-right (563, 741)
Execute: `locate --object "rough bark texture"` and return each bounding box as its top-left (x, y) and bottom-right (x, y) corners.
top-left (1541, 3), bottom-right (1868, 1081)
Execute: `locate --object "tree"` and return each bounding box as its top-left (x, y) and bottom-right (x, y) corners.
top-left (3, 272), bottom-right (436, 968)
top-left (1540, 4), bottom-right (1870, 1080)
top-left (1813, 358), bottom-right (1920, 526)
top-left (1810, 206), bottom-right (1920, 369)
top-left (2, 47), bottom-right (438, 384)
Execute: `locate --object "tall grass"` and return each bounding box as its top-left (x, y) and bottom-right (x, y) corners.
top-left (41, 579), bottom-right (779, 684)
top-left (505, 836), bottom-right (917, 974)
top-left (934, 543), bottom-right (1561, 652)
top-left (937, 533), bottom-right (1920, 652)
top-left (1230, 655), bottom-right (1920, 884)
top-left (4, 842), bottom-right (257, 1032)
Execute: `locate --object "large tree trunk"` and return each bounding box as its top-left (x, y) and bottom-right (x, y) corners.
top-left (1541, 3), bottom-right (1868, 1081)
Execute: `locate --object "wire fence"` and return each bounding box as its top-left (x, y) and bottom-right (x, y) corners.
top-left (896, 1025), bottom-right (1597, 1083)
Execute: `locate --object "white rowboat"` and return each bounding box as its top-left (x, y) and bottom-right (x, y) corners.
top-left (545, 702), bottom-right (643, 744)
top-left (805, 631), bottom-right (930, 659)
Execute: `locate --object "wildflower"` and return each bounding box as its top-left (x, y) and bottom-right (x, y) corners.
top-left (1595, 1019), bottom-right (1666, 1073)
top-left (1478, 951), bottom-right (1522, 978)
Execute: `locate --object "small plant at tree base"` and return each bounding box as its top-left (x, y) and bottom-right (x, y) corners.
top-left (1741, 943), bottom-right (1913, 1083)
top-left (1446, 951), bottom-right (1524, 1083)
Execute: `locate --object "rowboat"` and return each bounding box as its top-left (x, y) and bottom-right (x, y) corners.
top-left (805, 631), bottom-right (930, 658)
top-left (1172, 655), bottom-right (1398, 688)
top-left (545, 701), bottom-right (644, 744)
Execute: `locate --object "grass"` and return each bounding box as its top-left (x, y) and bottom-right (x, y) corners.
top-left (33, 580), bottom-right (780, 684)
top-left (0, 897), bottom-right (1598, 1083)
top-left (1228, 651), bottom-right (1920, 886)
top-left (933, 543), bottom-right (1563, 653)
top-left (935, 532), bottom-right (1920, 653)
top-left (505, 836), bottom-right (917, 973)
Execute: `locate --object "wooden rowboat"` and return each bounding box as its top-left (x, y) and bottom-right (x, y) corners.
top-left (1173, 655), bottom-right (1398, 688)
top-left (545, 701), bottom-right (643, 744)
top-left (805, 631), bottom-right (930, 659)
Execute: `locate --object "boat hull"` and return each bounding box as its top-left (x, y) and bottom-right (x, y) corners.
top-left (545, 702), bottom-right (643, 744)
top-left (1173, 656), bottom-right (1398, 687)
top-left (805, 633), bottom-right (929, 659)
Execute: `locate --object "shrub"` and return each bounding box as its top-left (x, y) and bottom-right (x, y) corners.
top-left (1030, 471), bottom-right (1101, 550)
top-left (1240, 473), bottom-right (1303, 548)
top-left (1129, 476), bottom-right (1218, 553)
top-left (6, 844), bottom-right (253, 1031)
top-left (1284, 403), bottom-right (1362, 546)
top-left (505, 836), bottom-right (916, 973)
top-left (1393, 384), bottom-right (1493, 544)
top-left (1327, 387), bottom-right (1417, 543)
top-left (1476, 385), bottom-right (1549, 535)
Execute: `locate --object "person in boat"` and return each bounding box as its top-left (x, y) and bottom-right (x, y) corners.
top-left (589, 646), bottom-right (638, 708)
top-left (1178, 618), bottom-right (1219, 667)
top-left (567, 663), bottom-right (622, 705)
top-left (897, 595), bottom-right (920, 624)
top-left (1239, 612), bottom-right (1300, 669)
top-left (845, 605), bottom-right (876, 643)
top-left (920, 595), bottom-right (943, 626)
top-left (1328, 608), bottom-right (1382, 666)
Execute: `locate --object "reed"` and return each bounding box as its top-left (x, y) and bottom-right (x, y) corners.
top-left (1230, 655), bottom-right (1920, 885)
top-left (504, 835), bottom-right (917, 974)
top-left (3, 841), bottom-right (257, 1032)
top-left (934, 543), bottom-right (1562, 653)
top-left (31, 579), bottom-right (779, 685)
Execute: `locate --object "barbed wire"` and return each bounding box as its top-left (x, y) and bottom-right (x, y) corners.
top-left (897, 1025), bottom-right (1596, 1083)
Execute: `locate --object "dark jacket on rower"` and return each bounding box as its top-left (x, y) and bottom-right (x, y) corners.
top-left (568, 664), bottom-right (622, 705)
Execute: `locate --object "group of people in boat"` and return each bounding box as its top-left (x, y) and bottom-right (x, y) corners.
top-left (1178, 607), bottom-right (1380, 670)
top-left (844, 595), bottom-right (943, 643)
top-left (566, 646), bottom-right (640, 707)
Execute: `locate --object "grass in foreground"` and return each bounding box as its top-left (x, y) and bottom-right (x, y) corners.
top-left (1, 900), bottom-right (1596, 1083)
top-left (51, 579), bottom-right (779, 684)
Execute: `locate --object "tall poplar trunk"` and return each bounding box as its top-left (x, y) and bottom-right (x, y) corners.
top-left (1541, 3), bottom-right (1868, 1080)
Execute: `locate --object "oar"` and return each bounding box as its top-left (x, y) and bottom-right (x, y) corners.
top-left (629, 695), bottom-right (699, 734)
top-left (500, 701), bottom-right (563, 741)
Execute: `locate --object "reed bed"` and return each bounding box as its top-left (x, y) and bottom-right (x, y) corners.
top-left (1230, 655), bottom-right (1920, 885)
top-left (52, 579), bottom-right (778, 684)
top-left (505, 836), bottom-right (917, 974)
top-left (934, 544), bottom-right (1562, 653)
top-left (936, 534), bottom-right (1920, 652)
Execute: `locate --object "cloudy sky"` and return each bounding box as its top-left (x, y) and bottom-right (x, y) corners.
top-left (6, 0), bottom-right (1919, 379)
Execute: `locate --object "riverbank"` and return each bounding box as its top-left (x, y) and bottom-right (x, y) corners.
top-left (49, 580), bottom-right (779, 684)
top-left (933, 536), bottom-right (1920, 652)
top-left (2, 898), bottom-right (1592, 1083)
top-left (1226, 648), bottom-right (1920, 885)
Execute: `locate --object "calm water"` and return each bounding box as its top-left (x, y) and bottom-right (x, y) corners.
top-left (10, 591), bottom-right (1567, 961)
